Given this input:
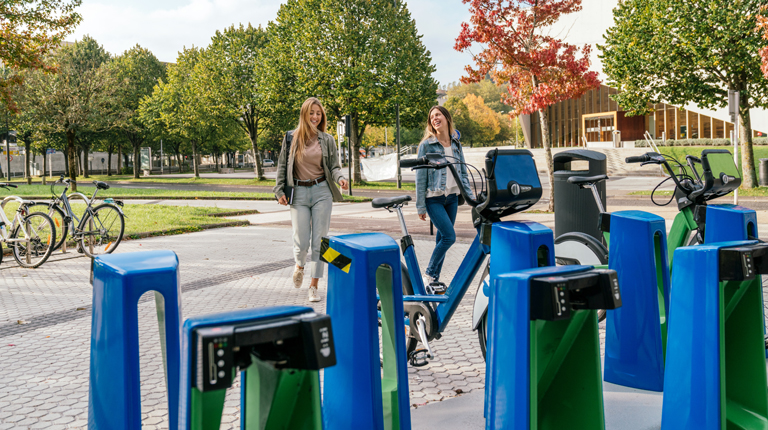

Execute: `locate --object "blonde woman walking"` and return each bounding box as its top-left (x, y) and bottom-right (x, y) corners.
top-left (274, 97), bottom-right (348, 302)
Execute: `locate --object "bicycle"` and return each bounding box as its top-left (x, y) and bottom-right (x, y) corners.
top-left (552, 149), bottom-right (743, 322)
top-left (28, 177), bottom-right (125, 258)
top-left (0, 183), bottom-right (56, 268)
top-left (375, 149), bottom-right (544, 365)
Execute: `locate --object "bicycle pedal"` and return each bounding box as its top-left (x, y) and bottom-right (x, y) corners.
top-left (429, 282), bottom-right (448, 295)
top-left (408, 349), bottom-right (430, 367)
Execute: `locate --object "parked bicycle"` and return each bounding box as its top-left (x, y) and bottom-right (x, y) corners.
top-left (0, 183), bottom-right (56, 268)
top-left (376, 149), bottom-right (544, 364)
top-left (29, 177), bottom-right (125, 258)
top-left (553, 149), bottom-right (744, 323)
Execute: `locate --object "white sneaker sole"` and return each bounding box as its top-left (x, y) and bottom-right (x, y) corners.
top-left (293, 270), bottom-right (304, 288)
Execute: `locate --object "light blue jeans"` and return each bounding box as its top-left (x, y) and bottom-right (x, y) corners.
top-left (291, 181), bottom-right (333, 278)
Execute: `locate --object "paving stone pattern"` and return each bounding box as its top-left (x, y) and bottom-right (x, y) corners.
top-left (2, 224), bottom-right (758, 429)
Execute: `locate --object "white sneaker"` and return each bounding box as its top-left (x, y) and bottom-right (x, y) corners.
top-left (308, 286), bottom-right (321, 302)
top-left (293, 267), bottom-right (304, 288)
top-left (422, 274), bottom-right (435, 287)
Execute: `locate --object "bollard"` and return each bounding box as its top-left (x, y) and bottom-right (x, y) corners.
top-left (88, 250), bottom-right (182, 430)
top-left (604, 211), bottom-right (670, 392)
top-left (760, 158), bottom-right (768, 187)
top-left (661, 241), bottom-right (768, 429)
top-left (485, 265), bottom-right (621, 430)
top-left (178, 306), bottom-right (335, 430)
top-left (322, 233), bottom-right (411, 430)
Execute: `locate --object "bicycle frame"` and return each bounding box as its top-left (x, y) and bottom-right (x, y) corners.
top-left (0, 195), bottom-right (33, 244)
top-left (53, 183), bottom-right (102, 235)
top-left (395, 205), bottom-right (490, 333)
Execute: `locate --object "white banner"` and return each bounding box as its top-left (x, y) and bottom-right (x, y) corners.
top-left (361, 153), bottom-right (397, 181)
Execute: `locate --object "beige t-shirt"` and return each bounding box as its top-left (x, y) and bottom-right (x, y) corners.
top-left (293, 137), bottom-right (324, 181)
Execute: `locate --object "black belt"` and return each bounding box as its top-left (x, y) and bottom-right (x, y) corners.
top-left (295, 176), bottom-right (326, 187)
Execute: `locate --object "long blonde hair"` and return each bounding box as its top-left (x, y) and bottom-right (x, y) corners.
top-left (292, 97), bottom-right (327, 162)
top-left (421, 105), bottom-right (456, 143)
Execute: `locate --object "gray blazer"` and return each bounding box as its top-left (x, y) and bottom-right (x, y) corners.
top-left (273, 131), bottom-right (346, 202)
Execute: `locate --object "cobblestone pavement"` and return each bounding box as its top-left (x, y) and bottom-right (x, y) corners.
top-left (0, 225), bottom-right (500, 429)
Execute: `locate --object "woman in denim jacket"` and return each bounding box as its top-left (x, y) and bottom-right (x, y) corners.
top-left (416, 106), bottom-right (474, 287)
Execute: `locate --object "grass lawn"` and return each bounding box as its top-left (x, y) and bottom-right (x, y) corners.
top-left (0, 184), bottom-right (371, 202)
top-left (631, 187), bottom-right (768, 197)
top-left (7, 175), bottom-right (415, 191)
top-left (2, 202), bottom-right (249, 239)
top-left (647, 146), bottom-right (767, 177)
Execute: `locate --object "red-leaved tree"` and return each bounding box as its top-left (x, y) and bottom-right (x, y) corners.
top-left (759, 7), bottom-right (768, 79)
top-left (456, 0), bottom-right (599, 211)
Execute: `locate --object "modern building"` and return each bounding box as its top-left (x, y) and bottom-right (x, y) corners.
top-left (519, 0), bottom-right (767, 148)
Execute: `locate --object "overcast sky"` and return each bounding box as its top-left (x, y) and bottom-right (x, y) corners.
top-left (69, 0), bottom-right (475, 87)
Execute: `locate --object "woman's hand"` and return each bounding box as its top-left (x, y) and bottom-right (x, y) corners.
top-left (419, 213), bottom-right (427, 221)
top-left (339, 179), bottom-right (349, 190)
top-left (278, 195), bottom-right (288, 206)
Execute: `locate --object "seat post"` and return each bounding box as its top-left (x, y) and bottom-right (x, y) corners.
top-left (588, 184), bottom-right (605, 213)
top-left (395, 206), bottom-right (410, 237)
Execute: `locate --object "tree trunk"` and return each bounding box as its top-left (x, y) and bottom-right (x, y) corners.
top-left (107, 150), bottom-right (112, 176)
top-left (117, 145), bottom-right (122, 175)
top-left (83, 147), bottom-right (90, 179)
top-left (176, 153), bottom-right (182, 173)
top-left (24, 139), bottom-right (31, 184)
top-left (192, 140), bottom-right (199, 178)
top-left (133, 143), bottom-right (140, 179)
top-left (538, 109), bottom-right (555, 212)
top-left (66, 130), bottom-right (77, 192)
top-left (739, 101), bottom-right (756, 188)
top-left (251, 126), bottom-right (264, 179)
top-left (350, 117), bottom-right (362, 183)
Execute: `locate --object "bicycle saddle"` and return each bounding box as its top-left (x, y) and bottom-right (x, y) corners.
top-left (567, 174), bottom-right (608, 186)
top-left (371, 195), bottom-right (412, 209)
top-left (93, 181), bottom-right (110, 190)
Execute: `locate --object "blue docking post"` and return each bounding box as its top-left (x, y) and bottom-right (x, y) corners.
top-left (88, 250), bottom-right (182, 430)
top-left (604, 211), bottom-right (670, 392)
top-left (704, 205), bottom-right (758, 243)
top-left (661, 241), bottom-right (768, 429)
top-left (486, 265), bottom-right (620, 430)
top-left (322, 233), bottom-right (411, 430)
top-left (487, 221), bottom-right (555, 293)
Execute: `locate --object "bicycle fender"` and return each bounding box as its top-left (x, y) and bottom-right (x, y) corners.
top-left (471, 273), bottom-right (490, 331)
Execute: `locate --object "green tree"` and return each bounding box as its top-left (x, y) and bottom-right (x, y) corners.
top-left (0, 0), bottom-right (82, 109)
top-left (198, 24), bottom-right (271, 178)
top-left (111, 45), bottom-right (167, 178)
top-left (600, 0), bottom-right (768, 188)
top-left (444, 96), bottom-right (477, 145)
top-left (23, 36), bottom-right (121, 191)
top-left (269, 0), bottom-right (438, 183)
top-left (139, 47), bottom-right (221, 178)
top-left (446, 77), bottom-right (508, 112)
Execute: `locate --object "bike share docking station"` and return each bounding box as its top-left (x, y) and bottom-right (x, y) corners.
top-left (485, 265), bottom-right (622, 429)
top-left (178, 306), bottom-right (335, 430)
top-left (662, 241), bottom-right (768, 429)
top-left (322, 233), bottom-right (412, 430)
top-left (88, 250), bottom-right (183, 430)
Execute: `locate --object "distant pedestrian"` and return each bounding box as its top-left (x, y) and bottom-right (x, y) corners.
top-left (415, 106), bottom-right (474, 289)
top-left (274, 97), bottom-right (349, 302)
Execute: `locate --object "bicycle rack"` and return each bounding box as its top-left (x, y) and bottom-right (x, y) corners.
top-left (603, 210), bottom-right (670, 392)
top-left (662, 241), bottom-right (768, 429)
top-left (178, 306), bottom-right (335, 430)
top-left (322, 233), bottom-right (411, 430)
top-left (485, 265), bottom-right (621, 430)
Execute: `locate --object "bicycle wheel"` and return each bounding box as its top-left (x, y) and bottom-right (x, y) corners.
top-left (554, 232), bottom-right (609, 322)
top-left (78, 204), bottom-right (125, 257)
top-left (476, 262), bottom-right (490, 360)
top-left (28, 202), bottom-right (67, 251)
top-left (11, 212), bottom-right (56, 268)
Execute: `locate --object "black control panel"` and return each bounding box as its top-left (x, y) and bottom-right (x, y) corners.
top-left (719, 243), bottom-right (768, 281)
top-left (530, 269), bottom-right (622, 321)
top-left (194, 313), bottom-right (336, 392)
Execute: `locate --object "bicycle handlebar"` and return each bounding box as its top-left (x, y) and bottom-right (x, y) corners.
top-left (0, 183), bottom-right (18, 189)
top-left (625, 155), bottom-right (651, 164)
top-left (400, 157), bottom-right (428, 168)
